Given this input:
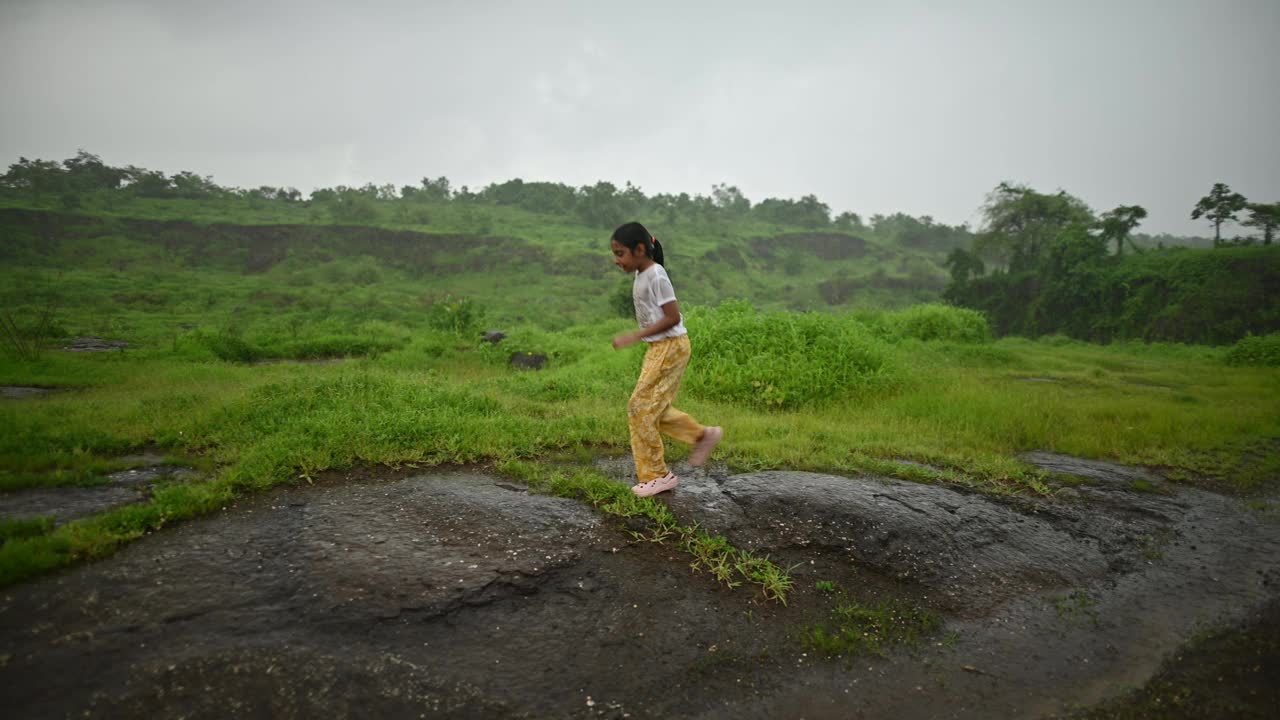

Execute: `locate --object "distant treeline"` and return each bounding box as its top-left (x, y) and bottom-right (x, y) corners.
top-left (944, 183), bottom-right (1280, 344)
top-left (8, 151), bottom-right (1276, 345)
top-left (0, 150), bottom-right (972, 252)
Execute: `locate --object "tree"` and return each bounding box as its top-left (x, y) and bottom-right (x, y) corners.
top-left (62, 150), bottom-right (125, 192)
top-left (943, 247), bottom-right (985, 285)
top-left (833, 211), bottom-right (864, 231)
top-left (575, 181), bottom-right (642, 229)
top-left (1099, 205), bottom-right (1147, 256)
top-left (711, 183), bottom-right (750, 216)
top-left (123, 165), bottom-right (173, 197)
top-left (170, 171), bottom-right (221, 198)
top-left (972, 182), bottom-right (1094, 272)
top-left (419, 176), bottom-right (452, 201)
top-left (1242, 202), bottom-right (1279, 245)
top-left (1191, 182), bottom-right (1247, 246)
top-left (752, 194), bottom-right (831, 229)
top-left (1, 157), bottom-right (68, 203)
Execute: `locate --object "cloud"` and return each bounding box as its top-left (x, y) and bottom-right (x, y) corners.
top-left (1, 0), bottom-right (1277, 235)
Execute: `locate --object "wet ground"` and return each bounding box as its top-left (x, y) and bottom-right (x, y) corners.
top-left (1, 455), bottom-right (1277, 719)
top-left (0, 453), bottom-right (200, 525)
top-left (1, 386), bottom-right (61, 400)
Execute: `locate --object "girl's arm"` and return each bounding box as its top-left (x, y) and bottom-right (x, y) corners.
top-left (612, 300), bottom-right (680, 349)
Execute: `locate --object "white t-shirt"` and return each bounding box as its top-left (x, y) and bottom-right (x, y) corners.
top-left (633, 264), bottom-right (687, 342)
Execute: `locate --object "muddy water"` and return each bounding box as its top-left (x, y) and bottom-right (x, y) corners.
top-left (1, 460), bottom-right (1277, 719)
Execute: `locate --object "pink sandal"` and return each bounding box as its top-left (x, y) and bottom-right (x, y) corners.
top-left (632, 472), bottom-right (679, 497)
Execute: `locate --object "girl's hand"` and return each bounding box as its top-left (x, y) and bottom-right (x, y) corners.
top-left (612, 332), bottom-right (639, 350)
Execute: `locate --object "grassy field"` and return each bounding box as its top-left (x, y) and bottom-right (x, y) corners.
top-left (1, 206), bottom-right (1277, 590)
top-left (2, 301), bottom-right (1277, 587)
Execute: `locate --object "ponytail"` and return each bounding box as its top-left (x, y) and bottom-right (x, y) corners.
top-left (611, 221), bottom-right (666, 267)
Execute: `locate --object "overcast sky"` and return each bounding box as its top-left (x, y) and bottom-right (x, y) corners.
top-left (2, 0), bottom-right (1277, 236)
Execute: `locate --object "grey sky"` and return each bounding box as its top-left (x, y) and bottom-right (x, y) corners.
top-left (2, 0), bottom-right (1277, 237)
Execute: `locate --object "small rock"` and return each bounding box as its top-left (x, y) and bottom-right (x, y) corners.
top-left (510, 352), bottom-right (547, 371)
top-left (482, 330), bottom-right (506, 344)
top-left (62, 337), bottom-right (128, 353)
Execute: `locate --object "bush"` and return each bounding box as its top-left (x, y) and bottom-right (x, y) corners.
top-left (199, 330), bottom-right (269, 362)
top-left (426, 295), bottom-right (484, 336)
top-left (684, 303), bottom-right (894, 409)
top-left (283, 336), bottom-right (397, 360)
top-left (611, 277), bottom-right (635, 319)
top-left (885, 303), bottom-right (991, 343)
top-left (1223, 333), bottom-right (1280, 367)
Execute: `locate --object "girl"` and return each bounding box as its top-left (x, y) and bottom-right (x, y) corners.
top-left (610, 221), bottom-right (722, 497)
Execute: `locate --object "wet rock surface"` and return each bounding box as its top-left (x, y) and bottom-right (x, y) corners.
top-left (61, 337), bottom-right (128, 352)
top-left (1, 463), bottom-right (1277, 719)
top-left (0, 386), bottom-right (60, 399)
top-left (1021, 451), bottom-right (1165, 488)
top-left (510, 351), bottom-right (547, 370)
top-left (0, 462), bottom-right (199, 524)
top-left (666, 469), bottom-right (1112, 615)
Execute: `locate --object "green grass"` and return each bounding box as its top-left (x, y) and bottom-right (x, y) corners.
top-left (0, 205), bottom-right (1277, 588)
top-left (1053, 590), bottom-right (1101, 626)
top-left (801, 588), bottom-right (943, 657)
top-left (1, 310), bottom-right (1275, 588)
top-left (0, 515), bottom-right (54, 543)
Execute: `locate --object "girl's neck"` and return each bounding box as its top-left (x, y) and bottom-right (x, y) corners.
top-left (635, 258), bottom-right (656, 273)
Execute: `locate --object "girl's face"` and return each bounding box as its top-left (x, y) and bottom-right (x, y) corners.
top-left (611, 239), bottom-right (647, 273)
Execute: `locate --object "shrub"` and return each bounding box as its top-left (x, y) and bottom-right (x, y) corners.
top-left (426, 295), bottom-right (484, 336)
top-left (611, 277), bottom-right (635, 319)
top-left (283, 336), bottom-right (396, 360)
top-left (685, 304), bottom-right (894, 410)
top-left (1223, 333), bottom-right (1280, 367)
top-left (885, 303), bottom-right (991, 343)
top-left (199, 329), bottom-right (269, 362)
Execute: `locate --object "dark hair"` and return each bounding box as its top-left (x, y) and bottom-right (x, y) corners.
top-left (611, 221), bottom-right (664, 267)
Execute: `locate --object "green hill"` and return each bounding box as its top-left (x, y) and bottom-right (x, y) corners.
top-left (0, 204), bottom-right (951, 348)
top-left (0, 151), bottom-right (970, 339)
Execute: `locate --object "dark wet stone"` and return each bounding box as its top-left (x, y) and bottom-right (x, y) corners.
top-left (663, 470), bottom-right (1111, 613)
top-left (0, 485), bottom-right (144, 523)
top-left (105, 465), bottom-right (199, 488)
top-left (0, 465), bottom-right (198, 523)
top-left (0, 471), bottom-right (802, 718)
top-left (510, 352), bottom-right (546, 370)
top-left (2, 465), bottom-right (1277, 719)
top-left (62, 337), bottom-right (128, 352)
top-left (482, 330), bottom-right (506, 344)
top-left (0, 386), bottom-right (58, 399)
top-left (1021, 451), bottom-right (1165, 488)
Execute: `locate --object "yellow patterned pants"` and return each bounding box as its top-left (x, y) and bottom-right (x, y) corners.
top-left (628, 335), bottom-right (705, 482)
